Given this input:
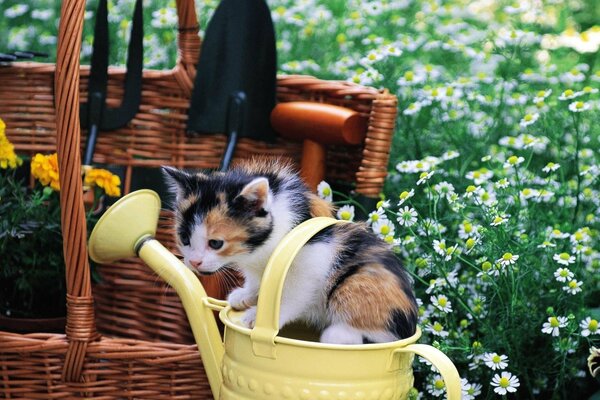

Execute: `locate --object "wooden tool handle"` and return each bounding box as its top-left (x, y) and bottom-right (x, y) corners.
top-left (271, 102), bottom-right (368, 145)
top-left (300, 139), bottom-right (327, 191)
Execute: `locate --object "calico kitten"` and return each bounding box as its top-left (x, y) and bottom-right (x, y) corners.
top-left (163, 159), bottom-right (418, 344)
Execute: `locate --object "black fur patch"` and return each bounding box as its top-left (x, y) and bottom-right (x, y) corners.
top-left (389, 309), bottom-right (417, 339)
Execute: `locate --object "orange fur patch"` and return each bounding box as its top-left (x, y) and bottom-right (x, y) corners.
top-left (329, 264), bottom-right (415, 331)
top-left (204, 196), bottom-right (249, 257)
top-left (309, 194), bottom-right (334, 217)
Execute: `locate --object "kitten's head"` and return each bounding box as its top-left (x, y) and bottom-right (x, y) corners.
top-left (162, 166), bottom-right (274, 275)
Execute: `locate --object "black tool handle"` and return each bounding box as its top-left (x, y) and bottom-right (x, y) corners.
top-left (219, 91), bottom-right (246, 171)
top-left (83, 92), bottom-right (104, 166)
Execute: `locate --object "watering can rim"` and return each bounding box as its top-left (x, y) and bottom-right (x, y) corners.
top-left (220, 303), bottom-right (424, 351)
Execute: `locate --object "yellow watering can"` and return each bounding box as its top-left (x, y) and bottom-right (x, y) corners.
top-left (89, 190), bottom-right (461, 400)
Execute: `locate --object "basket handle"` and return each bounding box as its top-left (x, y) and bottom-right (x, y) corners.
top-left (173, 0), bottom-right (201, 95)
top-left (250, 218), bottom-right (349, 358)
top-left (55, 0), bottom-right (100, 382)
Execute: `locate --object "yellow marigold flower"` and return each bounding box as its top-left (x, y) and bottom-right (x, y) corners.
top-left (31, 153), bottom-right (60, 191)
top-left (0, 120), bottom-right (23, 170)
top-left (85, 168), bottom-right (121, 197)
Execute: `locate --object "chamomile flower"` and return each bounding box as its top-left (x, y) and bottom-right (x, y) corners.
top-left (533, 89), bottom-right (552, 103)
top-left (417, 170), bottom-right (435, 185)
top-left (317, 181), bottom-right (333, 202)
top-left (569, 101), bottom-right (590, 112)
top-left (563, 279), bottom-right (583, 295)
top-left (462, 380), bottom-right (482, 400)
top-left (491, 371), bottom-right (520, 395)
top-left (553, 252), bottom-right (576, 265)
top-left (397, 189), bottom-right (415, 206)
top-left (336, 205), bottom-right (355, 221)
top-left (542, 316), bottom-right (568, 336)
top-left (549, 228), bottom-right (570, 239)
top-left (426, 374), bottom-right (446, 397)
top-left (430, 294), bottom-right (453, 313)
top-left (464, 185), bottom-right (481, 198)
top-left (538, 240), bottom-right (557, 249)
top-left (367, 208), bottom-right (386, 226)
top-left (403, 102), bottom-right (422, 115)
top-left (465, 168), bottom-right (493, 185)
top-left (554, 267), bottom-right (574, 282)
top-left (543, 162), bottom-right (561, 173)
top-left (372, 219), bottom-right (395, 239)
top-left (490, 215), bottom-right (508, 227)
top-left (558, 89), bottom-right (581, 101)
top-left (503, 155), bottom-right (525, 169)
top-left (580, 317), bottom-right (599, 337)
top-left (433, 181), bottom-right (456, 201)
top-left (397, 206), bottom-right (418, 227)
top-left (483, 352), bottom-right (509, 370)
top-left (497, 252), bottom-right (519, 266)
top-left (426, 321), bottom-right (449, 337)
top-left (495, 178), bottom-right (510, 189)
top-left (432, 239), bottom-right (448, 257)
top-left (519, 112), bottom-right (539, 128)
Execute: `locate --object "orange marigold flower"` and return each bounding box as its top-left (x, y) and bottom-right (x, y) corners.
top-left (31, 153), bottom-right (60, 191)
top-left (85, 168), bottom-right (121, 197)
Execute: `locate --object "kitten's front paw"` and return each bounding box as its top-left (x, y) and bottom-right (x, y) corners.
top-left (241, 306), bottom-right (257, 329)
top-left (227, 287), bottom-right (258, 311)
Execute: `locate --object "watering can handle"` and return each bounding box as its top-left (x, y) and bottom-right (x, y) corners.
top-left (389, 344), bottom-right (461, 400)
top-left (251, 217), bottom-right (349, 358)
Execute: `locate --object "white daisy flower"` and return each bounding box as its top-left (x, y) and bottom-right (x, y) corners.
top-left (580, 317), bottom-right (599, 337)
top-left (403, 102), bottom-right (422, 116)
top-left (568, 101), bottom-right (590, 112)
top-left (549, 228), bottom-right (570, 239)
top-left (538, 240), bottom-right (557, 249)
top-left (497, 252), bottom-right (519, 266)
top-left (554, 267), bottom-right (574, 282)
top-left (553, 252), bottom-right (576, 265)
top-left (397, 189), bottom-right (415, 206)
top-left (397, 206), bottom-right (418, 227)
top-left (532, 89), bottom-right (552, 103)
top-left (542, 162), bottom-right (561, 173)
top-left (558, 89), bottom-right (581, 101)
top-left (483, 352), bottom-right (509, 370)
top-left (491, 371), bottom-right (520, 395)
top-left (462, 380), bottom-right (482, 400)
top-left (367, 208), bottom-right (386, 226)
top-left (336, 205), bottom-right (355, 221)
top-left (417, 170), bottom-right (435, 185)
top-left (541, 316), bottom-right (568, 336)
top-left (432, 239), bottom-right (448, 257)
top-left (317, 181), bottom-right (333, 202)
top-left (465, 168), bottom-right (493, 185)
top-left (490, 215), bottom-right (508, 227)
top-left (503, 155), bottom-right (525, 169)
top-left (563, 279), bottom-right (583, 295)
top-left (425, 321), bottom-right (449, 337)
top-left (430, 294), bottom-right (453, 313)
top-left (582, 86), bottom-right (599, 95)
top-left (433, 181), bottom-right (456, 201)
top-left (372, 219), bottom-right (395, 238)
top-left (519, 112), bottom-right (539, 128)
top-left (426, 374), bottom-right (446, 397)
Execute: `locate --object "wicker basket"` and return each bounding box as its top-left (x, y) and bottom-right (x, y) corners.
top-left (0, 0), bottom-right (398, 397)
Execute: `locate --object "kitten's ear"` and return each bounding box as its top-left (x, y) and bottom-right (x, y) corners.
top-left (236, 177), bottom-right (270, 214)
top-left (162, 166), bottom-right (197, 201)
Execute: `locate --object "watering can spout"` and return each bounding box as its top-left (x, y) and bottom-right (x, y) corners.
top-left (88, 190), bottom-right (225, 398)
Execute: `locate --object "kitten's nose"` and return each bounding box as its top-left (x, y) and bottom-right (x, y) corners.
top-left (189, 259), bottom-right (203, 269)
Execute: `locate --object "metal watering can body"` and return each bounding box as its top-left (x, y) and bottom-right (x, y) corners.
top-left (89, 190), bottom-right (461, 400)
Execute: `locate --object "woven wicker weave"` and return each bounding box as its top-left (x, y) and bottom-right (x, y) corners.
top-left (0, 0), bottom-right (397, 397)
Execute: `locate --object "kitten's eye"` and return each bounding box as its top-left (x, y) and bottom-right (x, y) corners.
top-left (181, 237), bottom-right (190, 246)
top-left (208, 239), bottom-right (224, 250)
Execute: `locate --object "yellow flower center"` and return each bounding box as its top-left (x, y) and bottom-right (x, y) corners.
top-left (537, 90), bottom-right (546, 97)
top-left (466, 185), bottom-right (476, 193)
top-left (499, 377), bottom-right (510, 388)
top-left (550, 317), bottom-right (559, 327)
top-left (433, 322), bottom-right (443, 332)
top-left (370, 213), bottom-right (379, 222)
top-left (508, 155), bottom-right (519, 164)
top-left (559, 269), bottom-right (569, 277)
top-left (524, 114), bottom-right (533, 121)
top-left (559, 253), bottom-right (570, 260)
top-left (438, 242), bottom-right (446, 250)
top-left (575, 101), bottom-right (584, 109)
top-left (322, 187), bottom-right (331, 196)
top-left (502, 252), bottom-right (513, 261)
top-left (583, 86), bottom-right (593, 93)
top-left (419, 171), bottom-right (429, 180)
top-left (492, 355), bottom-right (502, 363)
top-left (341, 211), bottom-right (352, 220)
top-left (589, 320), bottom-right (598, 331)
top-left (482, 261), bottom-right (492, 271)
top-left (405, 71), bottom-right (414, 81)
top-left (380, 225), bottom-right (390, 235)
top-left (568, 280), bottom-right (578, 289)
top-left (493, 216), bottom-right (503, 224)
top-left (522, 188), bottom-right (532, 196)
top-left (399, 191), bottom-right (410, 200)
top-left (564, 89), bottom-right (574, 96)
top-left (466, 238), bottom-right (476, 249)
top-left (438, 297), bottom-right (447, 307)
top-left (434, 379), bottom-right (445, 390)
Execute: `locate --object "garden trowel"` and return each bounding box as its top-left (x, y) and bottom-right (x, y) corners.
top-left (186, 0), bottom-right (277, 171)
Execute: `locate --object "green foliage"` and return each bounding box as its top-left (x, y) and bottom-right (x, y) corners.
top-left (0, 169), bottom-right (65, 318)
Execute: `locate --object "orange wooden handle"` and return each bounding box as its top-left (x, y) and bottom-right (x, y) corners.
top-left (300, 139), bottom-right (327, 191)
top-left (271, 102), bottom-right (368, 145)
